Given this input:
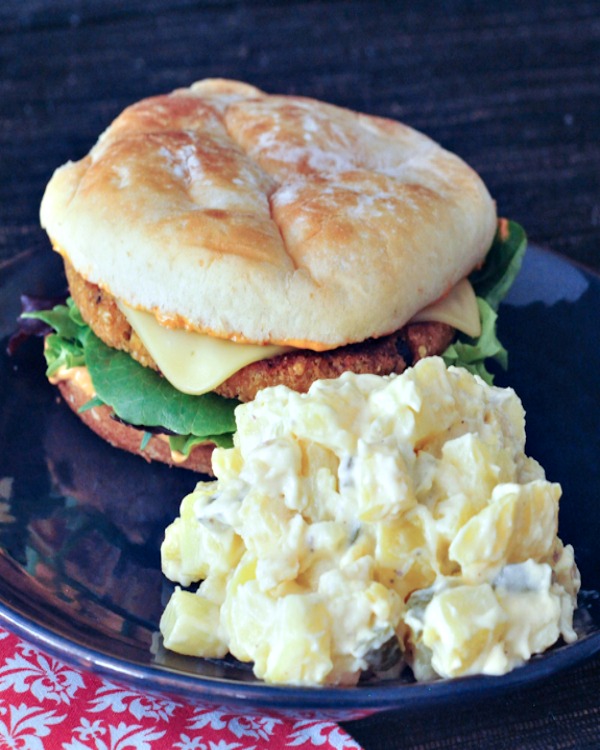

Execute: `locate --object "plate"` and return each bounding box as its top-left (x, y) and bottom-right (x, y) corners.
top-left (1, 245), bottom-right (600, 719)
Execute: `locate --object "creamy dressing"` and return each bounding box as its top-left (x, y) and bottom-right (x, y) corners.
top-left (160, 358), bottom-right (580, 686)
top-left (49, 364), bottom-right (95, 394)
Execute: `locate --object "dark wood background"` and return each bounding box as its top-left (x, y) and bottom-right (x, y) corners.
top-left (1, 0), bottom-right (599, 273)
top-left (1, 2), bottom-right (600, 748)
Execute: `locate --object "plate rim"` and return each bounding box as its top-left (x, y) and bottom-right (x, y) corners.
top-left (1, 243), bottom-right (599, 715)
top-left (1, 591), bottom-right (600, 713)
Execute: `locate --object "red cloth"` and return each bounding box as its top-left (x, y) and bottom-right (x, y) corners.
top-left (0, 627), bottom-right (363, 749)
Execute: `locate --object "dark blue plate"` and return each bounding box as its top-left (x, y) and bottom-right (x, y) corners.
top-left (0, 245), bottom-right (599, 720)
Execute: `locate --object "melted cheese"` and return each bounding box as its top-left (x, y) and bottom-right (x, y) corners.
top-left (411, 278), bottom-right (481, 338)
top-left (117, 302), bottom-right (289, 396)
top-left (118, 279), bottom-right (480, 396)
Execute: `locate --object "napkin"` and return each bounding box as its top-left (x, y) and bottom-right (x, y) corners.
top-left (0, 626), bottom-right (363, 749)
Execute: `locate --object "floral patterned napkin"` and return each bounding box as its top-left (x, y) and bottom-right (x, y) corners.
top-left (0, 627), bottom-right (363, 749)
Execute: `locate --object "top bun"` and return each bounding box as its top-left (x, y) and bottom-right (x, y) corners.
top-left (40, 79), bottom-right (497, 350)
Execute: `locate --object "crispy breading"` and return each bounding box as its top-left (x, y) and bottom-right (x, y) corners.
top-left (65, 261), bottom-right (158, 371)
top-left (215, 324), bottom-right (454, 401)
top-left (66, 261), bottom-right (455, 403)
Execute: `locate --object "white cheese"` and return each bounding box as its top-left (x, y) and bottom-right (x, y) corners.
top-left (411, 278), bottom-right (481, 338)
top-left (118, 278), bottom-right (480, 397)
top-left (117, 301), bottom-right (288, 395)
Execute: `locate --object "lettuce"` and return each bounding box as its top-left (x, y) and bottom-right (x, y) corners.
top-left (83, 330), bottom-right (237, 442)
top-left (442, 219), bottom-right (526, 384)
top-left (25, 298), bottom-right (238, 455)
top-left (29, 301), bottom-right (87, 376)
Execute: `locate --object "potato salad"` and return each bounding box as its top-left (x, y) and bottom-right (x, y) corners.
top-left (160, 357), bottom-right (580, 686)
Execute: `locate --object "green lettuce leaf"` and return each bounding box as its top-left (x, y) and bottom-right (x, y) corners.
top-left (25, 298), bottom-right (87, 376)
top-left (82, 329), bottom-right (237, 438)
top-left (169, 432), bottom-right (234, 458)
top-left (24, 299), bottom-right (238, 452)
top-left (442, 298), bottom-right (507, 384)
top-left (442, 219), bottom-right (526, 383)
top-left (469, 219), bottom-right (527, 312)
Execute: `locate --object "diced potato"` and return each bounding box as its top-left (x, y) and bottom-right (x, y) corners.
top-left (354, 442), bottom-right (416, 521)
top-left (390, 358), bottom-right (460, 450)
top-left (180, 486), bottom-right (214, 520)
top-left (212, 446), bottom-right (243, 480)
top-left (449, 480), bottom-right (560, 581)
top-left (160, 588), bottom-right (228, 658)
top-left (158, 360), bottom-right (580, 686)
top-left (375, 510), bottom-right (429, 569)
top-left (547, 539), bottom-right (581, 600)
top-left (263, 594), bottom-right (333, 685)
top-left (161, 517), bottom-right (185, 584)
top-left (317, 571), bottom-right (401, 670)
top-left (238, 492), bottom-right (307, 576)
top-left (496, 586), bottom-right (561, 662)
top-left (433, 433), bottom-right (508, 530)
top-left (375, 559), bottom-right (436, 603)
top-left (198, 573), bottom-right (229, 605)
top-left (222, 575), bottom-right (277, 669)
top-left (225, 553), bottom-right (257, 595)
top-left (420, 585), bottom-right (508, 677)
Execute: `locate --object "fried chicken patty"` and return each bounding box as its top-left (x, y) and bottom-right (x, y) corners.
top-left (65, 261), bottom-right (455, 403)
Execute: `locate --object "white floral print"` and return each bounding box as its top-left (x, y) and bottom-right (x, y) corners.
top-left (188, 708), bottom-right (283, 742)
top-left (0, 627), bottom-right (364, 750)
top-left (87, 680), bottom-right (182, 722)
top-left (63, 720), bottom-right (166, 750)
top-left (0, 645), bottom-right (85, 704)
top-left (288, 720), bottom-right (363, 749)
top-left (0, 701), bottom-right (65, 750)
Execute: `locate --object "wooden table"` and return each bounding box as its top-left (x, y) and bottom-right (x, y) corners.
top-left (1, 2), bottom-right (599, 748)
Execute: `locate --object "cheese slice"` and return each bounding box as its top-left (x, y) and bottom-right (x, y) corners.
top-left (410, 279), bottom-right (481, 338)
top-left (117, 301), bottom-right (289, 396)
top-left (118, 278), bottom-right (481, 397)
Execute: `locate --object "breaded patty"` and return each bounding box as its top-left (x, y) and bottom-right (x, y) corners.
top-left (216, 324), bottom-right (454, 401)
top-left (65, 261), bottom-right (455, 403)
top-left (65, 261), bottom-right (157, 370)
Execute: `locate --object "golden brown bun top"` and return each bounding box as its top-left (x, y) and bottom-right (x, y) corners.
top-left (40, 79), bottom-right (497, 349)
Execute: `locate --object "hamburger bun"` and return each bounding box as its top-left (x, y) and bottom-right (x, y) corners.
top-left (41, 78), bottom-right (496, 349)
top-left (36, 79), bottom-right (499, 472)
top-left (55, 377), bottom-right (215, 473)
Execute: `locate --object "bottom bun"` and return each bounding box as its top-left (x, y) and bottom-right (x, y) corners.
top-left (56, 378), bottom-right (215, 475)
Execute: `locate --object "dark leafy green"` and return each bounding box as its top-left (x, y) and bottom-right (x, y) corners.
top-left (24, 298), bottom-right (238, 454)
top-left (83, 330), bottom-right (237, 438)
top-left (442, 219), bottom-right (527, 383)
top-left (470, 219), bottom-right (527, 311)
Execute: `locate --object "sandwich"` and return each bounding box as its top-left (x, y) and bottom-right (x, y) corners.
top-left (26, 78), bottom-right (525, 474)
